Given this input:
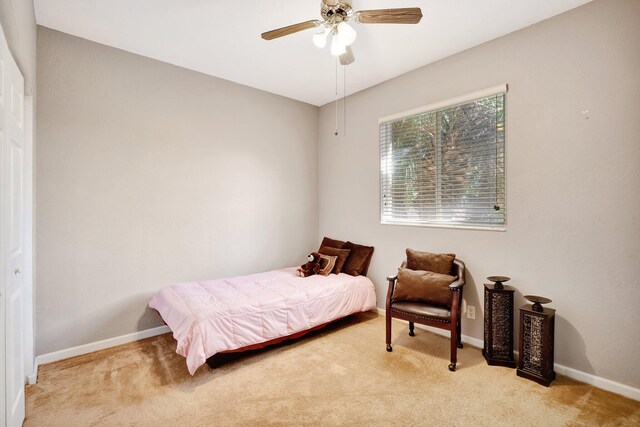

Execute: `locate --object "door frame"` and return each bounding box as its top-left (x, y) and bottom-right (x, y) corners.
top-left (23, 95), bottom-right (34, 385)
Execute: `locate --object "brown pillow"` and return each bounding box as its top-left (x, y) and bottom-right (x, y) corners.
top-left (392, 268), bottom-right (456, 307)
top-left (341, 241), bottom-right (374, 276)
top-left (317, 255), bottom-right (337, 276)
top-left (318, 246), bottom-right (351, 274)
top-left (319, 236), bottom-right (345, 249)
top-left (406, 248), bottom-right (456, 275)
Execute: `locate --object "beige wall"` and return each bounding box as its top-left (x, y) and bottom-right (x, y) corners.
top-left (318, 0), bottom-right (640, 387)
top-left (36, 27), bottom-right (319, 355)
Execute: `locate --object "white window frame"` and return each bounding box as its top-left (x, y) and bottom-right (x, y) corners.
top-left (379, 84), bottom-right (508, 231)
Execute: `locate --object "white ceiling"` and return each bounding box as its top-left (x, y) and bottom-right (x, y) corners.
top-left (34, 0), bottom-right (592, 106)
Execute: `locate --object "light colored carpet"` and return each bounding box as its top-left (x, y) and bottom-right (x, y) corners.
top-left (26, 312), bottom-right (639, 426)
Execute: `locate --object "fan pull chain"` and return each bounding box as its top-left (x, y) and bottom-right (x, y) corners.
top-left (334, 58), bottom-right (339, 136)
top-left (343, 64), bottom-right (347, 137)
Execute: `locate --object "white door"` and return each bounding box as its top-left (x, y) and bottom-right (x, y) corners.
top-left (0, 24), bottom-right (26, 427)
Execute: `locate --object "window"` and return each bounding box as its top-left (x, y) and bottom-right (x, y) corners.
top-left (380, 85), bottom-right (506, 230)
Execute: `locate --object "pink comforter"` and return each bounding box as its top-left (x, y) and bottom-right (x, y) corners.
top-left (149, 267), bottom-right (377, 374)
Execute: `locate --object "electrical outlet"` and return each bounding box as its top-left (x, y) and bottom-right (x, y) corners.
top-left (467, 305), bottom-right (476, 320)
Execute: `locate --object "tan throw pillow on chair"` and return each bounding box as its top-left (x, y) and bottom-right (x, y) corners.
top-left (405, 248), bottom-right (456, 275)
top-left (392, 268), bottom-right (457, 307)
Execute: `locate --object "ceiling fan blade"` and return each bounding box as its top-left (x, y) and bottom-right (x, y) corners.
top-left (355, 8), bottom-right (423, 24)
top-left (261, 20), bottom-right (320, 40)
top-left (339, 46), bottom-right (355, 66)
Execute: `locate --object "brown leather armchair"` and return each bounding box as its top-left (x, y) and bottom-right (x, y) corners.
top-left (385, 259), bottom-right (466, 371)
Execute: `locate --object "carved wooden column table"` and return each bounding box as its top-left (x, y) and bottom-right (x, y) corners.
top-left (483, 276), bottom-right (516, 367)
top-left (517, 295), bottom-right (556, 386)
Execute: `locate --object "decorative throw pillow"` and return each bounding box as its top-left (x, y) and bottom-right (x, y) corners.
top-left (317, 255), bottom-right (337, 276)
top-left (319, 236), bottom-right (345, 249)
top-left (318, 246), bottom-right (351, 274)
top-left (341, 241), bottom-right (374, 276)
top-left (405, 248), bottom-right (456, 275)
top-left (392, 268), bottom-right (457, 307)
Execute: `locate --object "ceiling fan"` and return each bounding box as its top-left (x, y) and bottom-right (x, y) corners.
top-left (261, 1), bottom-right (423, 65)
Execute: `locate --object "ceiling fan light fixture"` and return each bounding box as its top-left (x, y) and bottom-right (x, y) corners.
top-left (336, 21), bottom-right (357, 46)
top-left (330, 32), bottom-right (346, 56)
top-left (261, 3), bottom-right (423, 65)
top-left (312, 26), bottom-right (331, 48)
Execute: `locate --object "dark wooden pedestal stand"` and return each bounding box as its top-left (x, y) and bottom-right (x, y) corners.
top-left (483, 276), bottom-right (516, 368)
top-left (517, 295), bottom-right (556, 386)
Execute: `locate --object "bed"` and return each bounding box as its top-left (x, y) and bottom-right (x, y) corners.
top-left (149, 267), bottom-right (377, 374)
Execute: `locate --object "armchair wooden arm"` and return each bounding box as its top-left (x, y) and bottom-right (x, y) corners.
top-left (386, 276), bottom-right (397, 305)
top-left (385, 260), bottom-right (406, 308)
top-left (448, 259), bottom-right (466, 290)
top-left (449, 280), bottom-right (465, 290)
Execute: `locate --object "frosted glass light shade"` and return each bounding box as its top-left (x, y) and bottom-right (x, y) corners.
top-left (312, 27), bottom-right (330, 48)
top-left (330, 33), bottom-right (346, 56)
top-left (337, 22), bottom-right (357, 46)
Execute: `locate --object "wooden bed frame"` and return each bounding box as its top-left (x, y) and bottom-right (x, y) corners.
top-left (205, 257), bottom-right (373, 367)
top-left (205, 319), bottom-right (337, 368)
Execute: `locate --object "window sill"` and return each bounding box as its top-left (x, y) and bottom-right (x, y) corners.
top-left (381, 220), bottom-right (506, 232)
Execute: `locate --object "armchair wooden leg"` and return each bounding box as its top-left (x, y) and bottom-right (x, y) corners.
top-left (456, 319), bottom-right (463, 348)
top-left (408, 321), bottom-right (415, 337)
top-left (449, 326), bottom-right (458, 372)
top-left (386, 311), bottom-right (393, 352)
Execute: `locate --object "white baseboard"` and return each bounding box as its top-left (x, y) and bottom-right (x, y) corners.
top-left (377, 308), bottom-right (640, 401)
top-left (35, 325), bottom-right (171, 369)
top-left (26, 358), bottom-right (38, 385)
top-left (552, 363), bottom-right (640, 401)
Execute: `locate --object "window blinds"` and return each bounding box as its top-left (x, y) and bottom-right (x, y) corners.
top-left (380, 90), bottom-right (506, 229)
